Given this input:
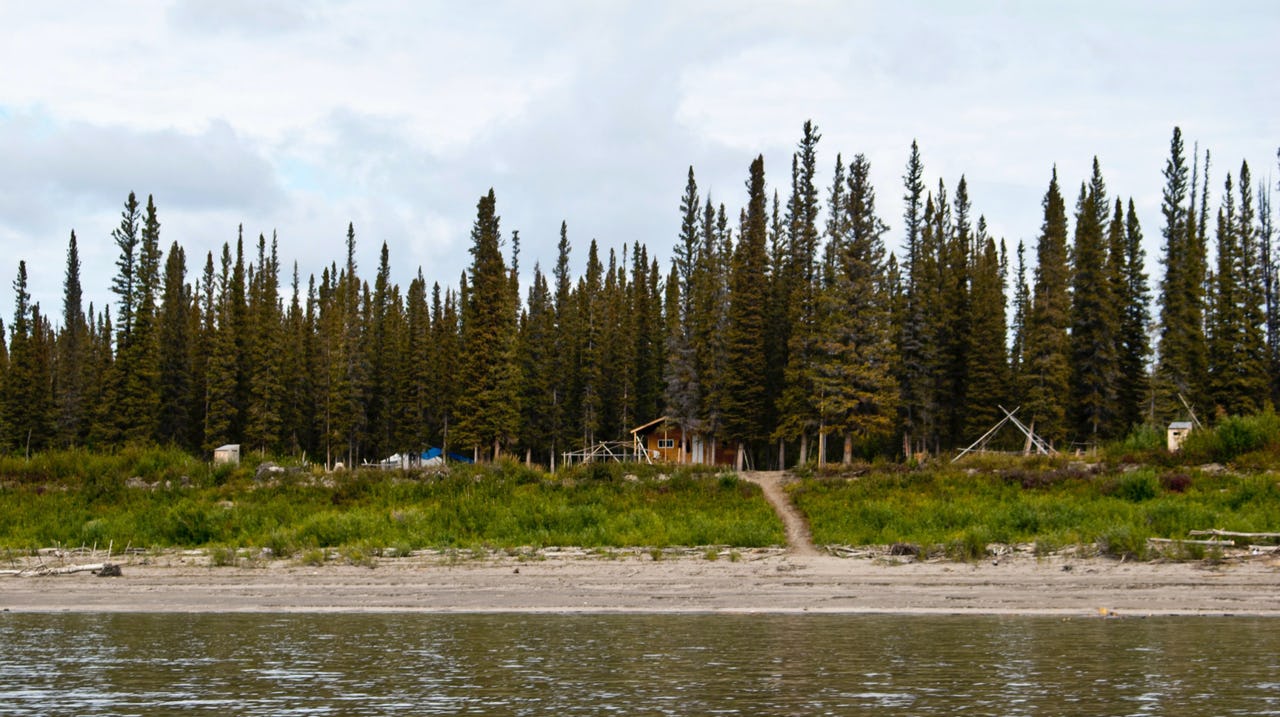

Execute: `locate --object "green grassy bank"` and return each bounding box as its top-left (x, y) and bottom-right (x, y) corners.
top-left (0, 448), bottom-right (783, 554)
top-left (792, 458), bottom-right (1280, 560)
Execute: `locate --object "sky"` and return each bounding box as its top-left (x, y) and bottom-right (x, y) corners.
top-left (1, 1), bottom-right (1277, 323)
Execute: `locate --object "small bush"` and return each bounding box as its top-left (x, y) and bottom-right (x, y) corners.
top-left (1159, 472), bottom-right (1192, 493)
top-left (1098, 525), bottom-right (1148, 560)
top-left (209, 545), bottom-right (239, 567)
top-left (299, 549), bottom-right (327, 566)
top-left (1113, 471), bottom-right (1158, 502)
top-left (1122, 423), bottom-right (1165, 452)
top-left (945, 527), bottom-right (990, 562)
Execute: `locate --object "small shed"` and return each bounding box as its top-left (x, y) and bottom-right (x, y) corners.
top-left (1167, 421), bottom-right (1194, 452)
top-left (213, 444), bottom-right (241, 465)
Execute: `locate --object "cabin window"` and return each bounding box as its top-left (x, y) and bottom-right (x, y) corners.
top-left (657, 438), bottom-right (675, 449)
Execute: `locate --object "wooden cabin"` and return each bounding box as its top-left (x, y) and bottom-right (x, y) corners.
top-left (630, 417), bottom-right (735, 466)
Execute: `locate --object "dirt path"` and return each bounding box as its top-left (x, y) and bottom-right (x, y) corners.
top-left (740, 471), bottom-right (818, 556)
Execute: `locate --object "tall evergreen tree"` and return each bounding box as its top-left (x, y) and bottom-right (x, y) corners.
top-left (549, 223), bottom-right (575, 463)
top-left (1113, 199), bottom-right (1152, 431)
top-left (115, 195), bottom-right (163, 443)
top-left (721, 155), bottom-right (771, 468)
top-left (813, 153), bottom-right (899, 463)
top-left (663, 169), bottom-right (702, 444)
top-left (157, 242), bottom-right (193, 446)
top-left (244, 234), bottom-right (285, 453)
top-left (204, 244), bottom-right (239, 453)
top-left (111, 192), bottom-right (141, 347)
top-left (898, 140), bottom-right (931, 455)
top-left (774, 124), bottom-right (822, 464)
top-left (55, 231), bottom-right (89, 447)
top-left (1235, 160), bottom-right (1268, 414)
top-left (3, 262), bottom-right (54, 452)
top-left (963, 219), bottom-right (1009, 440)
top-left (1157, 128), bottom-right (1208, 418)
top-left (452, 190), bottom-right (521, 459)
top-left (1021, 169), bottom-right (1072, 445)
top-left (1069, 159), bottom-right (1120, 440)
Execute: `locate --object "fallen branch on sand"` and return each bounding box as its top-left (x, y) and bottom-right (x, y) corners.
top-left (1, 562), bottom-right (122, 577)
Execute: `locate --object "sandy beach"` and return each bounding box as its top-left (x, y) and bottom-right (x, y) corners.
top-left (4, 548), bottom-right (1280, 617)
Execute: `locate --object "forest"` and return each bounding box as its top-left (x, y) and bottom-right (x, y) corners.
top-left (0, 123), bottom-right (1276, 470)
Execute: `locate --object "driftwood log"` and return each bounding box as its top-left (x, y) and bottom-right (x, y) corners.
top-left (1188, 529), bottom-right (1280, 540)
top-left (1, 562), bottom-right (121, 578)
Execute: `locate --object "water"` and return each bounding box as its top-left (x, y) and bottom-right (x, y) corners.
top-left (0, 613), bottom-right (1277, 715)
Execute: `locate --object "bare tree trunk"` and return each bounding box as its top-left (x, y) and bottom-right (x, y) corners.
top-left (817, 432), bottom-right (826, 468)
top-left (735, 442), bottom-right (745, 471)
top-left (843, 433), bottom-right (854, 465)
top-left (798, 433), bottom-right (809, 465)
top-left (777, 438), bottom-right (786, 470)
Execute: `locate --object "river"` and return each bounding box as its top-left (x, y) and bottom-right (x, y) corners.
top-left (0, 613), bottom-right (1276, 715)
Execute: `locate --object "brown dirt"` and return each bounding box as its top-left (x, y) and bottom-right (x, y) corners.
top-left (740, 471), bottom-right (818, 556)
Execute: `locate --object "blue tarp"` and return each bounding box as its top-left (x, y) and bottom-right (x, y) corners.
top-left (419, 447), bottom-right (474, 464)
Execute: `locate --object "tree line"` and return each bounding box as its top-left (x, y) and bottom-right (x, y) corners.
top-left (1, 124), bottom-right (1276, 467)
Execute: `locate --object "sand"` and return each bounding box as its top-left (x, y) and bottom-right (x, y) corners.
top-left (4, 548), bottom-right (1279, 616)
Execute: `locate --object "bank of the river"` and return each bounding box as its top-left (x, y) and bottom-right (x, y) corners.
top-left (4, 548), bottom-right (1280, 616)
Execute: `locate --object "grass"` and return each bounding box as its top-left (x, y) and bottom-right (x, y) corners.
top-left (0, 452), bottom-right (784, 553)
top-left (790, 456), bottom-right (1280, 559)
top-left (7, 416), bottom-right (1280, 563)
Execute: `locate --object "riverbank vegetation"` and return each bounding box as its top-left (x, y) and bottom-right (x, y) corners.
top-left (794, 415), bottom-right (1280, 560)
top-left (3, 413), bottom-right (1280, 562)
top-left (0, 449), bottom-right (781, 554)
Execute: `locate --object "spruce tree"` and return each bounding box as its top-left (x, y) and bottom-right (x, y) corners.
top-left (1156, 128), bottom-right (1208, 418)
top-left (663, 170), bottom-right (702, 444)
top-left (1069, 159), bottom-right (1120, 440)
top-left (1021, 169), bottom-right (1072, 445)
top-left (963, 219), bottom-right (1009, 441)
top-left (898, 140), bottom-right (931, 455)
top-left (1113, 199), bottom-right (1152, 431)
top-left (549, 223), bottom-right (576, 462)
top-left (517, 265), bottom-right (557, 464)
top-left (452, 190), bottom-right (521, 459)
top-left (244, 234), bottom-right (285, 453)
top-left (1207, 172), bottom-right (1241, 413)
top-left (813, 153), bottom-right (899, 463)
top-left (204, 245), bottom-right (239, 453)
top-left (110, 192), bottom-right (141, 346)
top-left (720, 155), bottom-right (771, 468)
top-left (115, 195), bottom-right (163, 444)
top-left (3, 262), bottom-right (54, 453)
top-left (576, 240), bottom-right (605, 446)
top-left (157, 242), bottom-right (193, 446)
top-left (1235, 160), bottom-right (1268, 414)
top-left (774, 124), bottom-right (822, 464)
top-left (55, 231), bottom-right (89, 447)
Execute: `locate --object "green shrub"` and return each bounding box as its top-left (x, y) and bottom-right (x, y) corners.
top-left (1113, 471), bottom-right (1158, 502)
top-left (1097, 525), bottom-right (1148, 560)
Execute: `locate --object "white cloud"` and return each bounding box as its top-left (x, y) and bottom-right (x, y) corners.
top-left (0, 0), bottom-right (1277, 323)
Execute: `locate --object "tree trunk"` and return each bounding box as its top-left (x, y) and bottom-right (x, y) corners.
top-left (798, 433), bottom-right (809, 465)
top-left (735, 442), bottom-right (745, 471)
top-left (817, 432), bottom-right (826, 468)
top-left (777, 438), bottom-right (786, 470)
top-left (843, 433), bottom-right (854, 465)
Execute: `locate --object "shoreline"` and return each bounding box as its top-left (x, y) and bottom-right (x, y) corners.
top-left (4, 549), bottom-right (1280, 617)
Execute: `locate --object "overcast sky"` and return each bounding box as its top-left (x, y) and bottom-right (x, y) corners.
top-left (2, 1), bottom-right (1277, 322)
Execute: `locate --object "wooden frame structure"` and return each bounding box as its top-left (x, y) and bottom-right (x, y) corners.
top-left (561, 441), bottom-right (653, 466)
top-left (952, 405), bottom-right (1057, 462)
